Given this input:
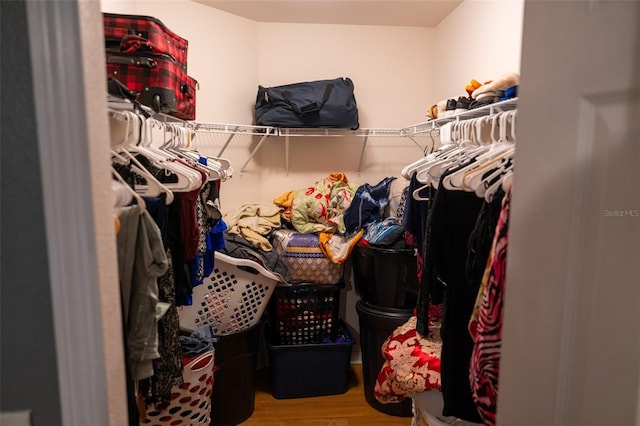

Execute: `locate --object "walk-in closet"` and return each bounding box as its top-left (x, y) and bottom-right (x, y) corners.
top-left (2, 1), bottom-right (639, 426)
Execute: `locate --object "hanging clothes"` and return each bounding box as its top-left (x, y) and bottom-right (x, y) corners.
top-left (469, 186), bottom-right (512, 426)
top-left (116, 204), bottom-right (169, 381)
top-left (403, 171), bottom-right (443, 339)
top-left (139, 195), bottom-right (184, 410)
top-left (424, 166), bottom-right (483, 423)
top-left (466, 188), bottom-right (506, 293)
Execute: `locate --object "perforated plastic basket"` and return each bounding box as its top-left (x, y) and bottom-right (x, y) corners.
top-left (178, 251), bottom-right (281, 334)
top-left (270, 283), bottom-right (341, 345)
top-left (140, 350), bottom-right (214, 426)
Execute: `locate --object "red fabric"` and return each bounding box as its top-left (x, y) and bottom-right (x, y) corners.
top-left (174, 161), bottom-right (207, 261)
top-left (374, 314), bottom-right (442, 404)
top-left (469, 188), bottom-right (511, 426)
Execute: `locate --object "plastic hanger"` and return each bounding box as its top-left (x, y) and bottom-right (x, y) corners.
top-left (111, 111), bottom-right (177, 202)
top-left (483, 113), bottom-right (517, 202)
top-left (111, 166), bottom-right (146, 214)
top-left (175, 129), bottom-right (220, 184)
top-left (134, 119), bottom-right (202, 192)
top-left (443, 112), bottom-right (512, 191)
top-left (413, 122), bottom-right (467, 184)
top-left (481, 160), bottom-right (515, 205)
top-left (167, 127), bottom-right (224, 181)
top-left (463, 112), bottom-right (515, 192)
top-left (111, 179), bottom-right (133, 208)
top-left (401, 128), bottom-right (442, 179)
top-left (425, 120), bottom-right (477, 184)
top-left (414, 143), bottom-right (458, 184)
top-left (441, 116), bottom-right (490, 190)
top-left (116, 148), bottom-right (175, 203)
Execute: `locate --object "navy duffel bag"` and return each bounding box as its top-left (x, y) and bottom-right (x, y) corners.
top-left (254, 77), bottom-right (359, 129)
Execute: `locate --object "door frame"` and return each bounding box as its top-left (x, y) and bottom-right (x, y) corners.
top-left (25, 1), bottom-right (126, 425)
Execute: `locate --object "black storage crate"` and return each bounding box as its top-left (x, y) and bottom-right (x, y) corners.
top-left (267, 323), bottom-right (354, 399)
top-left (271, 283), bottom-right (341, 345)
top-left (351, 242), bottom-right (419, 309)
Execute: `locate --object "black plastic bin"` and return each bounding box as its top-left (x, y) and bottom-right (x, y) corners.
top-left (356, 300), bottom-right (414, 417)
top-left (351, 243), bottom-right (419, 309)
top-left (210, 322), bottom-right (260, 426)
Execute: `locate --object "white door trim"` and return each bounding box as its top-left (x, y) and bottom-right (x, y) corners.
top-left (25, 1), bottom-right (124, 425)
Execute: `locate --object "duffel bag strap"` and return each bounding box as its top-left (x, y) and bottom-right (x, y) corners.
top-left (282, 83), bottom-right (334, 117)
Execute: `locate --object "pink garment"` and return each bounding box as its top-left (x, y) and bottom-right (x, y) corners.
top-left (469, 187), bottom-right (511, 426)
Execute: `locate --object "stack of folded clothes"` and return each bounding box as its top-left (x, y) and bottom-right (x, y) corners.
top-left (426, 72), bottom-right (519, 119)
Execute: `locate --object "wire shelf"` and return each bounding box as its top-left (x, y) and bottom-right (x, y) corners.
top-left (402, 98), bottom-right (518, 136)
top-left (277, 127), bottom-right (405, 137)
top-left (190, 122), bottom-right (278, 136)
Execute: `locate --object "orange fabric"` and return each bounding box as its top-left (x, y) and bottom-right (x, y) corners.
top-left (318, 229), bottom-right (364, 264)
top-left (466, 79), bottom-right (487, 97)
top-left (273, 190), bottom-right (295, 221)
top-left (327, 172), bottom-right (349, 184)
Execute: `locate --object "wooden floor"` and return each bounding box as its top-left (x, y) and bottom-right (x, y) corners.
top-left (241, 364), bottom-right (413, 425)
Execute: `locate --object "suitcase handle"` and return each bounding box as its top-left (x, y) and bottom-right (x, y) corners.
top-left (106, 55), bottom-right (157, 69)
top-left (282, 84), bottom-right (334, 117)
top-left (120, 33), bottom-right (153, 54)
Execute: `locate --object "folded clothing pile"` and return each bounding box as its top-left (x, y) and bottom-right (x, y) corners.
top-left (427, 72), bottom-right (519, 119)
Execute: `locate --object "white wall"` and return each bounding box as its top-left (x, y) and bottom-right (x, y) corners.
top-left (258, 23), bottom-right (434, 128)
top-left (433, 0), bottom-right (525, 103)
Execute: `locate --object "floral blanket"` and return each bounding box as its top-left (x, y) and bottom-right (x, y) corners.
top-left (277, 172), bottom-right (360, 234)
top-left (374, 310), bottom-right (442, 404)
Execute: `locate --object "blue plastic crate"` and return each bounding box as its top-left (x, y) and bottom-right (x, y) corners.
top-left (267, 322), bottom-right (354, 399)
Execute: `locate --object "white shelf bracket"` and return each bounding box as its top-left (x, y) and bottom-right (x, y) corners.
top-left (217, 126), bottom-right (239, 157)
top-left (239, 133), bottom-right (270, 174)
top-left (406, 134), bottom-right (424, 152)
top-left (357, 130), bottom-right (370, 174)
top-left (285, 134), bottom-right (290, 175)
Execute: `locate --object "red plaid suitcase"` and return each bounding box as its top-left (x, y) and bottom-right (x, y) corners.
top-left (103, 13), bottom-right (188, 73)
top-left (106, 51), bottom-right (197, 121)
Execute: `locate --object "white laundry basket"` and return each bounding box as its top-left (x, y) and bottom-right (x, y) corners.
top-left (140, 350), bottom-right (215, 426)
top-left (178, 251), bottom-right (281, 334)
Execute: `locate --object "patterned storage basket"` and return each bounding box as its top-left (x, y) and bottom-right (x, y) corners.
top-left (140, 350), bottom-right (214, 426)
top-left (178, 251), bottom-right (281, 334)
top-left (271, 283), bottom-right (342, 345)
top-left (272, 229), bottom-right (344, 284)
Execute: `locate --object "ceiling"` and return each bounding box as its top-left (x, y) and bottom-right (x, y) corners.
top-left (192, 1), bottom-right (463, 28)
